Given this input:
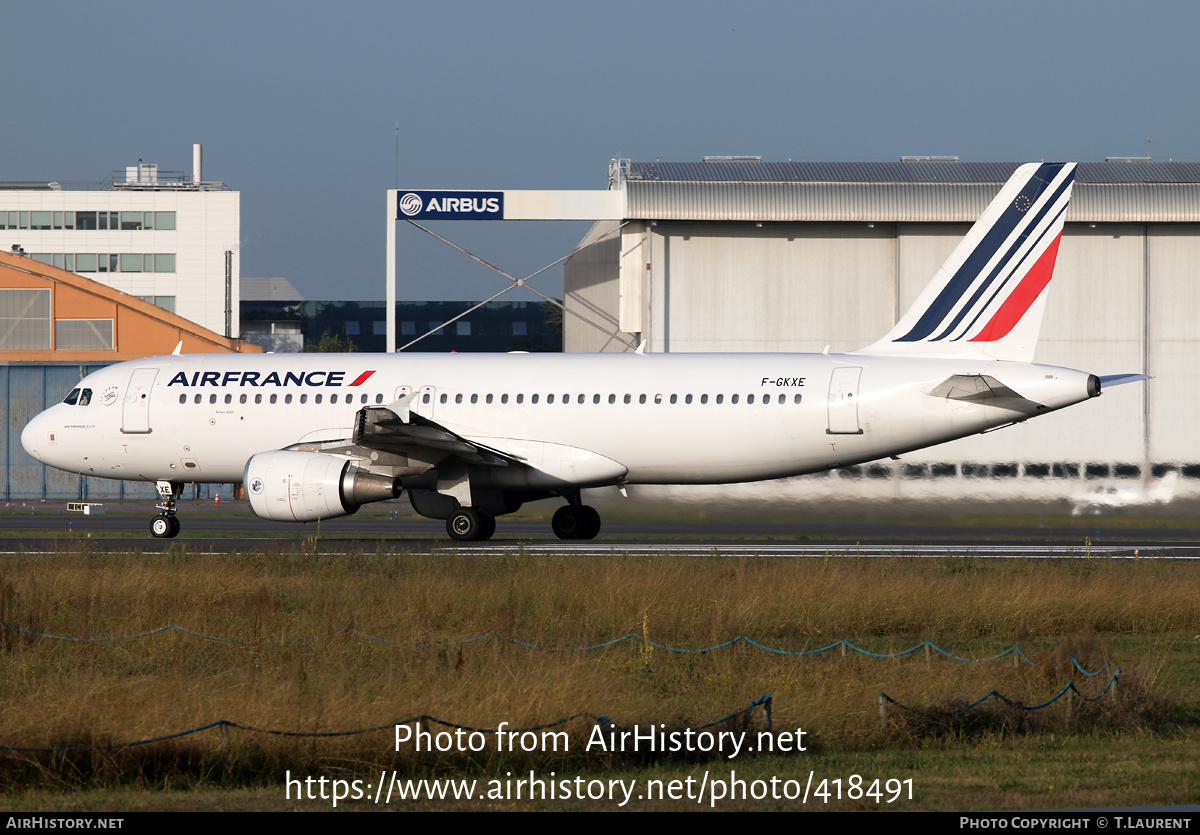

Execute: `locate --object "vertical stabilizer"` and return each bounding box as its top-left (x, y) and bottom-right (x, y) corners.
top-left (855, 162), bottom-right (1076, 362)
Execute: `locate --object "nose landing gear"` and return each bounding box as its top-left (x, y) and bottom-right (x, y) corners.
top-left (151, 480), bottom-right (182, 539)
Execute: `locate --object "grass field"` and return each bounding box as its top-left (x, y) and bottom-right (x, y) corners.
top-left (1, 544), bottom-right (1198, 810)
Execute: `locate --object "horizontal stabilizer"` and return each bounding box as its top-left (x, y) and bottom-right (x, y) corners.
top-left (1099, 373), bottom-right (1150, 389)
top-left (928, 374), bottom-right (1041, 411)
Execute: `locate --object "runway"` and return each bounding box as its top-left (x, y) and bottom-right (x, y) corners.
top-left (3, 499), bottom-right (1200, 558)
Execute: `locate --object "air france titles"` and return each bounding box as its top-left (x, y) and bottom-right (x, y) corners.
top-left (167, 370), bottom-right (376, 388)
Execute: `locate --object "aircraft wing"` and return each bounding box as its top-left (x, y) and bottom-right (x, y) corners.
top-left (354, 405), bottom-right (517, 467)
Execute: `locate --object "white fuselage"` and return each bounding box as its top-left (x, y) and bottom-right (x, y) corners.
top-left (21, 351), bottom-right (1097, 488)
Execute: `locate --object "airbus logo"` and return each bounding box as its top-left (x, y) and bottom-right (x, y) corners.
top-left (399, 193), bottom-right (424, 216)
top-left (395, 190), bottom-right (503, 220)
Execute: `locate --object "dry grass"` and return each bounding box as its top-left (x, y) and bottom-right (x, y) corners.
top-left (0, 546), bottom-right (1197, 793)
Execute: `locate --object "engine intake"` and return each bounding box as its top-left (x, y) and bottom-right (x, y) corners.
top-left (244, 450), bottom-right (400, 522)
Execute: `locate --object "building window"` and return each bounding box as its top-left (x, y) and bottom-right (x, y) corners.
top-left (136, 295), bottom-right (176, 313)
top-left (55, 319), bottom-right (114, 351)
top-left (0, 288), bottom-right (51, 350)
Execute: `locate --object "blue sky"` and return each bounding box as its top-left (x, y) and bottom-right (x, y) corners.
top-left (5, 0), bottom-right (1198, 301)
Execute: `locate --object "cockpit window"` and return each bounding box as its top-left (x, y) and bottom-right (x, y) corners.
top-left (78, 388), bottom-right (93, 406)
top-left (63, 388), bottom-right (80, 405)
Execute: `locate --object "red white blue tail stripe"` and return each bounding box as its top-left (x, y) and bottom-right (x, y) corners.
top-left (857, 162), bottom-right (1076, 362)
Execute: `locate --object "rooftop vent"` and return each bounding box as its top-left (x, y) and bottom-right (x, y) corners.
top-left (1105, 156), bottom-right (1151, 163)
top-left (702, 156), bottom-right (763, 163)
top-left (124, 163), bottom-right (158, 185)
top-left (901, 156), bottom-right (960, 162)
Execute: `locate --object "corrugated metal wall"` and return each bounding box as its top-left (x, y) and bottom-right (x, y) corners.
top-left (1, 363), bottom-right (158, 500)
top-left (564, 218), bottom-right (1200, 476)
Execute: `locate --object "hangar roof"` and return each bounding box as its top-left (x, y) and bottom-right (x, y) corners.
top-left (619, 160), bottom-right (1200, 222)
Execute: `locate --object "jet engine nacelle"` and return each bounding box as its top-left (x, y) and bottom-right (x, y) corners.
top-left (244, 450), bottom-right (400, 522)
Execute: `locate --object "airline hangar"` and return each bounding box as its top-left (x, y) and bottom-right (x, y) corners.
top-left (560, 158), bottom-right (1200, 491)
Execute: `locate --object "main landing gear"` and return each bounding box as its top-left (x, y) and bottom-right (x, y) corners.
top-left (446, 507), bottom-right (497, 542)
top-left (151, 480), bottom-right (182, 539)
top-left (442, 499), bottom-right (602, 542)
top-left (551, 493), bottom-right (601, 540)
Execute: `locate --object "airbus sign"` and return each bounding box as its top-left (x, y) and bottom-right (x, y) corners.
top-left (397, 190), bottom-right (504, 220)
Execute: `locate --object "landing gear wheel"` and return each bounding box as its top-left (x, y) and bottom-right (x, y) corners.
top-left (579, 505), bottom-right (601, 539)
top-left (150, 515), bottom-right (179, 539)
top-left (446, 507), bottom-right (495, 542)
top-left (552, 505), bottom-right (601, 540)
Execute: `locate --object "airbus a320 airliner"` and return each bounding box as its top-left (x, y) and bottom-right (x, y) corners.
top-left (21, 162), bottom-right (1143, 541)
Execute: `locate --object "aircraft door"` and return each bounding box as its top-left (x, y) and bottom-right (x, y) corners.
top-left (122, 368), bottom-right (158, 434)
top-left (826, 366), bottom-right (863, 435)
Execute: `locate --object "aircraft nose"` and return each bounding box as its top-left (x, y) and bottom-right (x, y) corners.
top-left (21, 413), bottom-right (43, 461)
